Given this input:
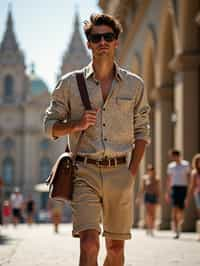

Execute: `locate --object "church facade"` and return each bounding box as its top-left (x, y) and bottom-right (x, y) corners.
top-left (99, 0), bottom-right (200, 231)
top-left (0, 9), bottom-right (90, 215)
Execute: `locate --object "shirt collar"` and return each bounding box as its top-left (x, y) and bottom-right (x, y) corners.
top-left (84, 61), bottom-right (123, 82)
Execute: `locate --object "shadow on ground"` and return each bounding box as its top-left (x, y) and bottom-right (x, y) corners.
top-left (0, 234), bottom-right (16, 245)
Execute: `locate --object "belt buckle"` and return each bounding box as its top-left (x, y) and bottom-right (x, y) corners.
top-left (96, 160), bottom-right (101, 167)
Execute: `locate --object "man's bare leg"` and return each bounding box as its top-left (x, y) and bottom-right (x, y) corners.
top-left (103, 239), bottom-right (125, 266)
top-left (172, 207), bottom-right (183, 238)
top-left (79, 230), bottom-right (99, 266)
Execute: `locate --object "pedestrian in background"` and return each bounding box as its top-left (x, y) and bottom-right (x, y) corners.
top-left (25, 194), bottom-right (35, 226)
top-left (165, 149), bottom-right (190, 239)
top-left (185, 153), bottom-right (200, 240)
top-left (44, 13), bottom-right (150, 266)
top-left (137, 164), bottom-right (160, 236)
top-left (2, 200), bottom-right (11, 226)
top-left (10, 187), bottom-right (24, 226)
top-left (48, 199), bottom-right (63, 233)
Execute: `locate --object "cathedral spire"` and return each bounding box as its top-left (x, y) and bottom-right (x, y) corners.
top-left (74, 5), bottom-right (80, 29)
top-left (60, 9), bottom-right (90, 75)
top-left (1, 6), bottom-right (18, 51)
top-left (7, 3), bottom-right (13, 31)
top-left (0, 6), bottom-right (25, 66)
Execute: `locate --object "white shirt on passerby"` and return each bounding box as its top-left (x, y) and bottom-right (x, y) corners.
top-left (167, 160), bottom-right (190, 187)
top-left (10, 193), bottom-right (23, 209)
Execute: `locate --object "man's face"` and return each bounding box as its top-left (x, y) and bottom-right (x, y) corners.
top-left (87, 25), bottom-right (119, 58)
top-left (171, 154), bottom-right (180, 162)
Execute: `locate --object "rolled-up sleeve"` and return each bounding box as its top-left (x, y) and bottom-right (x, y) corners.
top-left (134, 82), bottom-right (151, 144)
top-left (43, 78), bottom-right (70, 140)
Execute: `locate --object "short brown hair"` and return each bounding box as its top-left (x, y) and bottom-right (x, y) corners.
top-left (168, 149), bottom-right (181, 157)
top-left (84, 13), bottom-right (123, 40)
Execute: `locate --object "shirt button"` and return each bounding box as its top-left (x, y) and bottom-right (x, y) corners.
top-left (103, 108), bottom-right (106, 111)
top-left (103, 123), bottom-right (106, 127)
top-left (104, 138), bottom-right (107, 141)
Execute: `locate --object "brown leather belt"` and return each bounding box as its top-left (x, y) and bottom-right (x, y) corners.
top-left (76, 155), bottom-right (126, 167)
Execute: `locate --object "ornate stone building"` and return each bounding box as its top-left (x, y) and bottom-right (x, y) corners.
top-left (0, 8), bottom-right (90, 217)
top-left (99, 0), bottom-right (200, 231)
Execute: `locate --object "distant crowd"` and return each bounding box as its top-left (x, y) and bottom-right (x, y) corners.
top-left (137, 149), bottom-right (200, 240)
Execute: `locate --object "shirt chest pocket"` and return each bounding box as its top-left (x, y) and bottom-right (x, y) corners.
top-left (108, 97), bottom-right (134, 142)
top-left (116, 97), bottom-right (132, 105)
top-left (115, 97), bottom-right (133, 126)
top-left (115, 97), bottom-right (133, 115)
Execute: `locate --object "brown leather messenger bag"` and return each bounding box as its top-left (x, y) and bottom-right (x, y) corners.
top-left (46, 72), bottom-right (92, 202)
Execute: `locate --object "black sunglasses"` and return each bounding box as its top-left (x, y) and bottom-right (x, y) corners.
top-left (88, 32), bottom-right (116, 43)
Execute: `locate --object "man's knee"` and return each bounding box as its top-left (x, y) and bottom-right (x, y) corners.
top-left (80, 230), bottom-right (99, 256)
top-left (106, 240), bottom-right (124, 257)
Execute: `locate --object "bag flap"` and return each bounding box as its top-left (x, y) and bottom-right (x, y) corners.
top-left (46, 152), bottom-right (73, 185)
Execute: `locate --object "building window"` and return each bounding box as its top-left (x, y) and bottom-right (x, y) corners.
top-left (40, 139), bottom-right (50, 150)
top-left (40, 158), bottom-right (51, 182)
top-left (4, 75), bottom-right (14, 103)
top-left (4, 137), bottom-right (15, 151)
top-left (2, 157), bottom-right (14, 185)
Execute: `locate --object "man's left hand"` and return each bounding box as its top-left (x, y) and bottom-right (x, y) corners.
top-left (128, 166), bottom-right (137, 177)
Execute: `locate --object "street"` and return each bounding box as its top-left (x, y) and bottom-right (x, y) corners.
top-left (0, 224), bottom-right (199, 266)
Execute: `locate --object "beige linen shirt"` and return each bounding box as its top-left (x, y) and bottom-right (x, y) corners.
top-left (43, 62), bottom-right (150, 159)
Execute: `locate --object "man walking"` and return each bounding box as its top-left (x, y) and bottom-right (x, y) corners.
top-left (165, 149), bottom-right (190, 239)
top-left (44, 13), bottom-right (150, 266)
top-left (10, 187), bottom-right (24, 226)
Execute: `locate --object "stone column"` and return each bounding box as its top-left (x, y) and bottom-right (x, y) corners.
top-left (154, 86), bottom-right (174, 229)
top-left (170, 51), bottom-right (200, 231)
top-left (136, 102), bottom-right (156, 228)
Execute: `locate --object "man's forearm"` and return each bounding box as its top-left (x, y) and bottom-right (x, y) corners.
top-left (52, 120), bottom-right (81, 138)
top-left (129, 139), bottom-right (147, 176)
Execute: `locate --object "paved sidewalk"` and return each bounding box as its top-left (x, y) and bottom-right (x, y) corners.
top-left (0, 224), bottom-right (199, 266)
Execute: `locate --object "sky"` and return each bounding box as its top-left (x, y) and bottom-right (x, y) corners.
top-left (0, 0), bottom-right (101, 90)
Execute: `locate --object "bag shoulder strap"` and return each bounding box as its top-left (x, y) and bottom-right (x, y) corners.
top-left (76, 72), bottom-right (92, 110)
top-left (66, 71), bottom-right (91, 157)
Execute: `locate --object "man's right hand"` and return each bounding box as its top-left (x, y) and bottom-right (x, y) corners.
top-left (52, 109), bottom-right (98, 138)
top-left (75, 109), bottom-right (98, 131)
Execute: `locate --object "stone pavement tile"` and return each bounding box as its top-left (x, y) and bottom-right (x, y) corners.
top-left (125, 230), bottom-right (200, 266)
top-left (0, 224), bottom-right (199, 266)
top-left (0, 225), bottom-right (24, 265)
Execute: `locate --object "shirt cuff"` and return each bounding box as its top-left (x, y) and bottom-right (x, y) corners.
top-left (44, 120), bottom-right (58, 140)
top-left (134, 135), bottom-right (151, 145)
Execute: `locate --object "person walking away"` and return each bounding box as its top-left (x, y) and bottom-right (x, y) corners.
top-left (137, 164), bottom-right (160, 236)
top-left (25, 195), bottom-right (35, 226)
top-left (48, 199), bottom-right (63, 233)
top-left (185, 153), bottom-right (200, 240)
top-left (10, 187), bottom-right (24, 227)
top-left (165, 150), bottom-right (190, 239)
top-left (44, 13), bottom-right (150, 266)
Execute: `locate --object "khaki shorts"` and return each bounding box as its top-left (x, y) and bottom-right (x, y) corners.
top-left (71, 160), bottom-right (135, 240)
